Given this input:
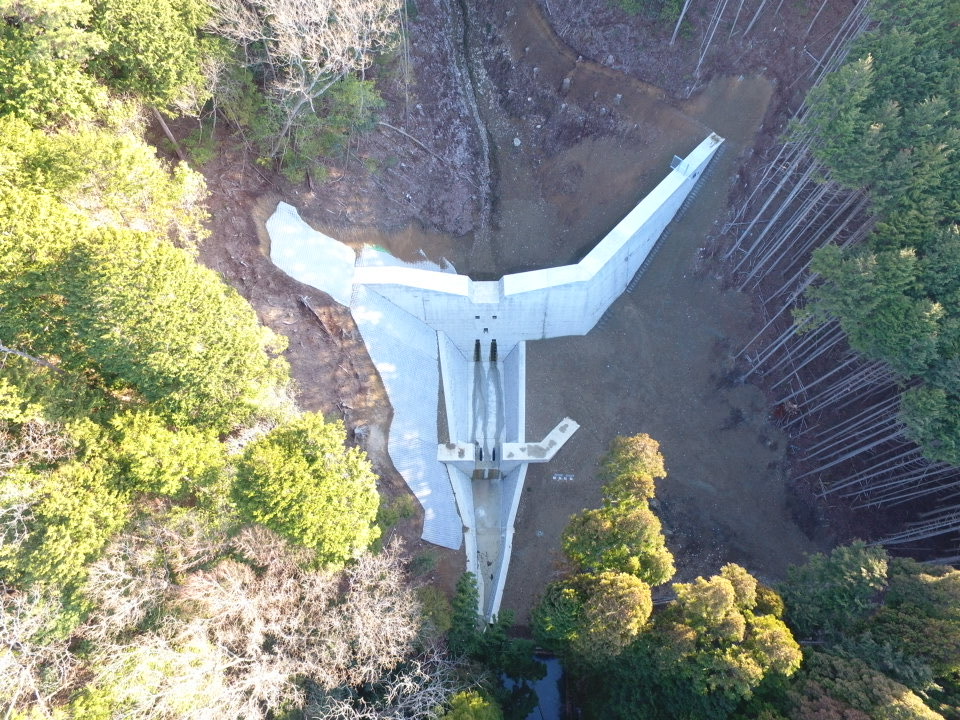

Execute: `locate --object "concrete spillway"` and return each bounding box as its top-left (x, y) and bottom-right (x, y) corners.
top-left (266, 133), bottom-right (724, 619)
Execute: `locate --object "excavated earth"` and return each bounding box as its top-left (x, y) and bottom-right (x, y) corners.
top-left (197, 0), bottom-right (856, 620)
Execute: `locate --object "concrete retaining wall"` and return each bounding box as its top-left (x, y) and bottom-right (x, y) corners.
top-left (266, 131), bottom-right (725, 620)
top-left (502, 342), bottom-right (525, 443)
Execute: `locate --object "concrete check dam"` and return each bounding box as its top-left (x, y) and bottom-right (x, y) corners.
top-left (266, 132), bottom-right (724, 618)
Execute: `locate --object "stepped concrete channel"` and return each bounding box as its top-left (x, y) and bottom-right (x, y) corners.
top-left (266, 133), bottom-right (724, 619)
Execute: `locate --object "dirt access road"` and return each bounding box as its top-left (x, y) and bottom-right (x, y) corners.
top-left (200, 0), bottom-right (843, 620)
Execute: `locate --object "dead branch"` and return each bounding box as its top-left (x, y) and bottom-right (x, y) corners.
top-left (298, 296), bottom-right (333, 336)
top-left (0, 343), bottom-right (62, 374)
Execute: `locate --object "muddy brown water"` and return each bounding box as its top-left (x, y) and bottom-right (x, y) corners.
top-left (302, 4), bottom-right (826, 619)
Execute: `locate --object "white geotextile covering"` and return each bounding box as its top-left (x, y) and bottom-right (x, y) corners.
top-left (266, 203), bottom-right (356, 306)
top-left (351, 286), bottom-right (463, 549)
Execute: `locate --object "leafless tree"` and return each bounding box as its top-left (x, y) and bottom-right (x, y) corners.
top-left (0, 474), bottom-right (42, 565)
top-left (0, 586), bottom-right (78, 716)
top-left (0, 420), bottom-right (73, 474)
top-left (206, 0), bottom-right (402, 157)
top-left (178, 528), bottom-right (422, 694)
top-left (309, 642), bottom-right (464, 720)
top-left (77, 524), bottom-right (437, 720)
top-left (81, 532), bottom-right (175, 644)
top-left (3, 502), bottom-right (451, 720)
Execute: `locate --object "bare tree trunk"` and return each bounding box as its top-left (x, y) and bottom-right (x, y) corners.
top-left (742, 0), bottom-right (769, 38)
top-left (669, 0), bottom-right (693, 45)
top-left (728, 0), bottom-right (746, 37)
top-left (882, 503), bottom-right (960, 545)
top-left (786, 367), bottom-right (895, 427)
top-left (804, 0), bottom-right (829, 39)
top-left (151, 106), bottom-right (187, 163)
top-left (694, 0), bottom-right (729, 78)
top-left (775, 352), bottom-right (859, 402)
top-left (826, 447), bottom-right (925, 495)
top-left (794, 427), bottom-right (908, 481)
top-left (853, 465), bottom-right (960, 507)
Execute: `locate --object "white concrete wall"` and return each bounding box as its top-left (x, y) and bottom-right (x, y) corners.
top-left (356, 133), bottom-right (724, 356)
top-left (349, 287), bottom-right (463, 550)
top-left (448, 465), bottom-right (477, 573)
top-left (266, 132), bottom-right (725, 621)
top-left (484, 339), bottom-right (529, 619)
top-left (438, 332), bottom-right (470, 443)
top-left (502, 343), bottom-right (525, 443)
top-left (486, 464), bottom-right (527, 621)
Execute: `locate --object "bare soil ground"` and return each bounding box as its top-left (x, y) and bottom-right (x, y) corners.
top-left (196, 0), bottom-right (853, 615)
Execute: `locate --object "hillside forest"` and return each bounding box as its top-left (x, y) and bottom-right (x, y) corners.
top-left (1, 0), bottom-right (959, 719)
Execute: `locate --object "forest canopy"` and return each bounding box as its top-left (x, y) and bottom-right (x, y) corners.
top-left (799, 0), bottom-right (960, 465)
top-left (0, 2), bottom-right (446, 717)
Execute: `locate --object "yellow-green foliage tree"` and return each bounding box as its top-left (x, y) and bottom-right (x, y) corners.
top-left (532, 570), bottom-right (653, 665)
top-left (538, 437), bottom-right (803, 719)
top-left (234, 413), bottom-right (380, 567)
top-left (582, 566), bottom-right (800, 720)
top-left (0, 0), bottom-right (110, 126)
top-left (109, 411), bottom-right (225, 497)
top-left (442, 691), bottom-right (503, 720)
top-left (1, 222), bottom-right (290, 432)
top-left (0, 3), bottom-right (456, 717)
top-left (1, 98), bottom-right (290, 435)
top-left (562, 502), bottom-right (675, 584)
top-left (574, 571), bottom-right (653, 660)
top-left (660, 565), bottom-right (802, 700)
top-left (561, 434), bottom-right (674, 585)
top-left (90, 0), bottom-right (214, 109)
top-left (787, 651), bottom-right (943, 720)
top-left (0, 0), bottom-right (214, 127)
top-left (600, 433), bottom-right (666, 502)
top-left (535, 435), bottom-right (670, 665)
top-left (0, 457), bottom-right (130, 591)
top-left (0, 116), bottom-right (207, 247)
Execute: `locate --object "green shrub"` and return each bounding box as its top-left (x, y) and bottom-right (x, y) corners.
top-left (0, 459), bottom-right (130, 590)
top-left (409, 551), bottom-right (438, 577)
top-left (233, 413), bottom-right (380, 568)
top-left (417, 585), bottom-right (452, 636)
top-left (442, 690), bottom-right (503, 720)
top-left (778, 542), bottom-right (888, 639)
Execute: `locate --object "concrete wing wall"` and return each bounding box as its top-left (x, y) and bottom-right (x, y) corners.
top-left (266, 202), bottom-right (357, 306)
top-left (353, 133), bottom-right (724, 356)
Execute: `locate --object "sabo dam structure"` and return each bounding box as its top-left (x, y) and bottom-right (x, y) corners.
top-left (267, 132), bottom-right (724, 619)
